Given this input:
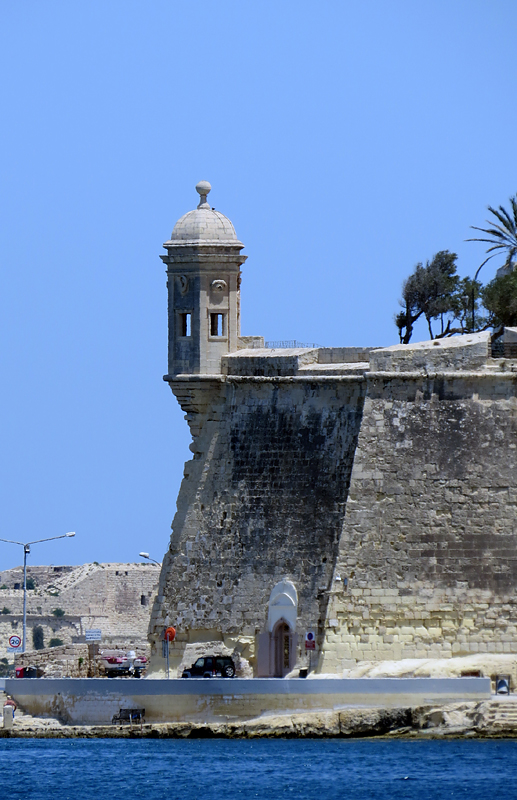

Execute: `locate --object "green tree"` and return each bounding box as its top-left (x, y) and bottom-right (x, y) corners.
top-left (26, 577), bottom-right (35, 590)
top-left (51, 608), bottom-right (65, 617)
top-left (482, 270), bottom-right (517, 328)
top-left (449, 276), bottom-right (492, 334)
top-left (49, 638), bottom-right (64, 648)
top-left (468, 194), bottom-right (517, 272)
top-left (395, 251), bottom-right (459, 343)
top-left (32, 625), bottom-right (44, 650)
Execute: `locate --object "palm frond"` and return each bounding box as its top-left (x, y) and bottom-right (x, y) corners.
top-left (467, 235), bottom-right (508, 250)
top-left (471, 222), bottom-right (515, 239)
top-left (490, 205), bottom-right (517, 235)
top-left (511, 196), bottom-right (517, 224)
top-left (468, 194), bottom-right (517, 271)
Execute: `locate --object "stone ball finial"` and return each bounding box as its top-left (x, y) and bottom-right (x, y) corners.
top-left (196, 180), bottom-right (212, 208)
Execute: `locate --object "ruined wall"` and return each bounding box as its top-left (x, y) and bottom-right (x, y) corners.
top-left (321, 368), bottom-right (517, 671)
top-left (149, 370), bottom-right (366, 672)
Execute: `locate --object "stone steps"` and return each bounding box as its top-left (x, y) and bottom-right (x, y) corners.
top-left (0, 691), bottom-right (29, 719)
top-left (484, 700), bottom-right (517, 728)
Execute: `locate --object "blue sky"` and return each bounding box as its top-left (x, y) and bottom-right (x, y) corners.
top-left (1, 1), bottom-right (516, 569)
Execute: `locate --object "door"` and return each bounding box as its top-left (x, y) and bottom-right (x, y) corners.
top-left (273, 621), bottom-right (292, 677)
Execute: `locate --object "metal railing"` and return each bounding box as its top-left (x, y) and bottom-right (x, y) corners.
top-left (264, 340), bottom-right (322, 349)
top-left (491, 340), bottom-right (517, 358)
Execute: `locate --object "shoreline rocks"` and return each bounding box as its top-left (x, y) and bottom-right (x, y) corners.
top-left (3, 700), bottom-right (517, 739)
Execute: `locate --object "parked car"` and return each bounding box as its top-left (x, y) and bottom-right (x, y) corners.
top-left (100, 651), bottom-right (148, 678)
top-left (182, 655), bottom-right (235, 678)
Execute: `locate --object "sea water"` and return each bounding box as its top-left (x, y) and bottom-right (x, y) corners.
top-left (1, 738), bottom-right (517, 800)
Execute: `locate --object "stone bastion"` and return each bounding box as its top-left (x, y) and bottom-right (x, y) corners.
top-left (146, 182), bottom-right (517, 681)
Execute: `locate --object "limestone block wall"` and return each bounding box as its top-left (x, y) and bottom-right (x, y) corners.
top-left (149, 374), bottom-right (366, 672)
top-left (152, 330), bottom-right (517, 676)
top-left (370, 331), bottom-right (491, 373)
top-left (321, 370), bottom-right (517, 671)
top-left (0, 615), bottom-right (82, 660)
top-left (0, 563), bottom-right (159, 659)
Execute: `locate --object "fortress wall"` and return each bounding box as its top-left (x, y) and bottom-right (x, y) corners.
top-left (321, 372), bottom-right (517, 672)
top-left (149, 376), bottom-right (366, 671)
top-left (0, 563), bottom-right (159, 658)
top-left (0, 616), bottom-right (83, 659)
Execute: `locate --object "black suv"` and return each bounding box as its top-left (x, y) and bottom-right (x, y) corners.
top-left (181, 656), bottom-right (235, 678)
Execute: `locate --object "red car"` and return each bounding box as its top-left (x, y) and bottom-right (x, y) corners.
top-left (100, 652), bottom-right (147, 678)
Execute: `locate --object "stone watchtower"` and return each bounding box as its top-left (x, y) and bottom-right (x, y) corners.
top-left (161, 181), bottom-right (247, 376)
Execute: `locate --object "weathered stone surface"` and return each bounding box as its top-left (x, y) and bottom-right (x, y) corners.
top-left (151, 184), bottom-right (517, 677)
top-left (150, 375), bottom-right (365, 673)
top-left (322, 370), bottom-right (517, 671)
top-left (369, 331), bottom-right (491, 373)
top-left (7, 700), bottom-right (517, 738)
top-left (0, 562), bottom-right (159, 661)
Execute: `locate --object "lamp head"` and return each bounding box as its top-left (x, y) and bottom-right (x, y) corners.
top-left (66, 532), bottom-right (76, 538)
top-left (139, 552), bottom-right (150, 559)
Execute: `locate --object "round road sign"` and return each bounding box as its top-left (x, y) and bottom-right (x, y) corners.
top-left (9, 635), bottom-right (21, 648)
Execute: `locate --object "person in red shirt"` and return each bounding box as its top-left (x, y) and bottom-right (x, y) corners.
top-left (4, 696), bottom-right (17, 719)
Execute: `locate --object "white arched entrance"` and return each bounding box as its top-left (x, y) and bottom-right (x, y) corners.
top-left (257, 580), bottom-right (299, 677)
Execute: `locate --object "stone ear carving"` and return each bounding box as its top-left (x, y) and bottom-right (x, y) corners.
top-left (177, 275), bottom-right (189, 295)
top-left (211, 279), bottom-right (227, 293)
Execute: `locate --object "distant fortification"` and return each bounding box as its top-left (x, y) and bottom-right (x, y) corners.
top-left (0, 562), bottom-right (159, 659)
top-left (148, 182), bottom-right (517, 678)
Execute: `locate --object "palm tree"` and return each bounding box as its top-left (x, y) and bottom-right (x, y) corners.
top-left (468, 194), bottom-right (517, 273)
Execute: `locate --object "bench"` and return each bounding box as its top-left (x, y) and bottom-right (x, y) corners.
top-left (111, 708), bottom-right (146, 727)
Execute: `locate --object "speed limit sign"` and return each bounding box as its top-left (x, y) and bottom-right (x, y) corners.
top-left (9, 635), bottom-right (21, 649)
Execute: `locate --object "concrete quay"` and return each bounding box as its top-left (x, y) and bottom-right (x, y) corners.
top-left (3, 695), bottom-right (517, 741)
top-left (4, 676), bottom-right (490, 726)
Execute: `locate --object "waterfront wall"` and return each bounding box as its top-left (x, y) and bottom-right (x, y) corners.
top-left (149, 331), bottom-right (517, 675)
top-left (150, 366), bottom-right (366, 673)
top-left (321, 367), bottom-right (517, 671)
top-left (6, 677), bottom-right (491, 725)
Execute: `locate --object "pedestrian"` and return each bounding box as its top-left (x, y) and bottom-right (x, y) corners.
top-left (4, 695), bottom-right (17, 719)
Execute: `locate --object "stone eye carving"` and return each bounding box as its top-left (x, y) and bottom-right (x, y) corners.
top-left (177, 275), bottom-right (189, 295)
top-left (211, 279), bottom-right (227, 293)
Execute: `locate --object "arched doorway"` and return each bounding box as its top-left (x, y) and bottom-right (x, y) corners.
top-left (256, 579), bottom-right (299, 677)
top-left (272, 619), bottom-right (294, 677)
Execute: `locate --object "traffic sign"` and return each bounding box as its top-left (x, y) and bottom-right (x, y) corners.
top-left (8, 635), bottom-right (21, 649)
top-left (305, 631), bottom-right (316, 650)
top-left (85, 629), bottom-right (102, 641)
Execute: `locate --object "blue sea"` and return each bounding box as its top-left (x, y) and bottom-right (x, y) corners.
top-left (1, 738), bottom-right (517, 800)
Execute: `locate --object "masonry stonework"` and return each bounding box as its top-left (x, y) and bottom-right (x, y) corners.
top-left (148, 184), bottom-right (517, 677)
top-left (0, 563), bottom-right (159, 660)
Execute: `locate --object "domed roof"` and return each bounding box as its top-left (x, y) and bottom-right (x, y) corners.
top-left (168, 181), bottom-right (241, 245)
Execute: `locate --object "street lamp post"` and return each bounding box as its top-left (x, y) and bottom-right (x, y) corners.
top-left (0, 532), bottom-right (76, 653)
top-left (139, 552), bottom-right (161, 567)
